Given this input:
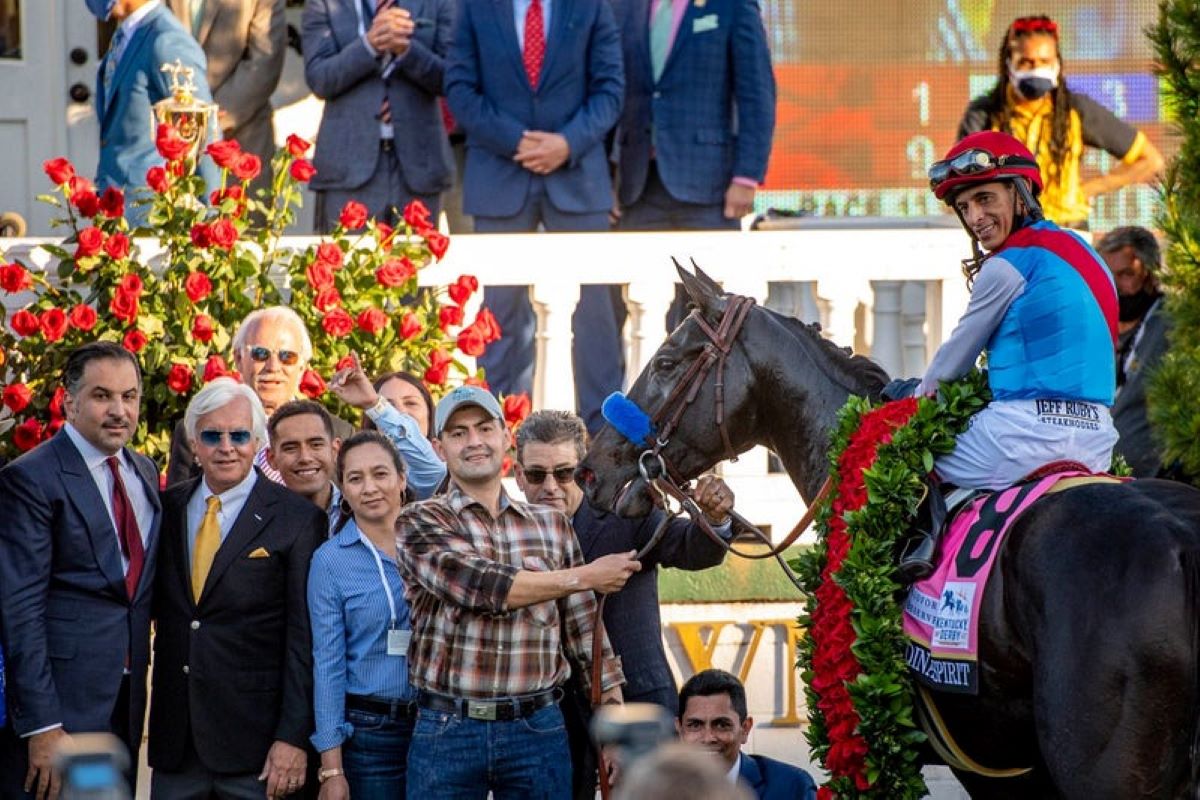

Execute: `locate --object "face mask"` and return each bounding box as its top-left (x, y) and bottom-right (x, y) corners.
top-left (1009, 64), bottom-right (1059, 101)
top-left (1118, 289), bottom-right (1159, 323)
top-left (85, 0), bottom-right (117, 20)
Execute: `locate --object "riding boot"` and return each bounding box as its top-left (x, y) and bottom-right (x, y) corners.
top-left (896, 479), bottom-right (948, 584)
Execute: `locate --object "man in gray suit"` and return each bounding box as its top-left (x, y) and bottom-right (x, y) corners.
top-left (302, 0), bottom-right (454, 231)
top-left (169, 0), bottom-right (287, 190)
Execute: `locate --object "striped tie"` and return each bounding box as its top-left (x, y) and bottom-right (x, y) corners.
top-left (377, 0), bottom-right (395, 123)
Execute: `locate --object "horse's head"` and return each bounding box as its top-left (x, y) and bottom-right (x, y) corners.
top-left (579, 263), bottom-right (761, 517)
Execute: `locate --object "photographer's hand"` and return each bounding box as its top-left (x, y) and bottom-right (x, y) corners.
top-left (26, 728), bottom-right (68, 800)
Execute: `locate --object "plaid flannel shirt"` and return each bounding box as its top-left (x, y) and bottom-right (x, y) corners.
top-left (396, 483), bottom-right (624, 699)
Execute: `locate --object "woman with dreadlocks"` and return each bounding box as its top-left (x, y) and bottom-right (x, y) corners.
top-left (957, 15), bottom-right (1163, 229)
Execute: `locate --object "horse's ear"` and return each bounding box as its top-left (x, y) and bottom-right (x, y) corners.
top-left (675, 258), bottom-right (721, 314)
top-left (689, 258), bottom-right (724, 296)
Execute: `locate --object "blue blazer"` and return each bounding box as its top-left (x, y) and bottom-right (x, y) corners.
top-left (303, 0), bottom-right (455, 195)
top-left (445, 0), bottom-right (624, 217)
top-left (738, 753), bottom-right (818, 800)
top-left (0, 431), bottom-right (161, 740)
top-left (95, 4), bottom-right (219, 225)
top-left (612, 0), bottom-right (775, 206)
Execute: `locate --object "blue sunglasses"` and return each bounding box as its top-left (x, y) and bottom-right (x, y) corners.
top-left (198, 429), bottom-right (254, 447)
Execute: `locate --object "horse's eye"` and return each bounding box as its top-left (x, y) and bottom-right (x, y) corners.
top-left (653, 356), bottom-right (677, 372)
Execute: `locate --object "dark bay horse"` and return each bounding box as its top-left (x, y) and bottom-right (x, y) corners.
top-left (579, 266), bottom-right (1200, 799)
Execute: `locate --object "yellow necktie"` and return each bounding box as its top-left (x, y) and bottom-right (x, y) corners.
top-left (191, 495), bottom-right (221, 602)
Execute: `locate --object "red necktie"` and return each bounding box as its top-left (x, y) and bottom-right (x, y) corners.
top-left (376, 0), bottom-right (395, 123)
top-left (106, 456), bottom-right (145, 599)
top-left (523, 0), bottom-right (545, 89)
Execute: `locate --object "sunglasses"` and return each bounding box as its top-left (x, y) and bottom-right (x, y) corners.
top-left (928, 149), bottom-right (1039, 191)
top-left (248, 345), bottom-right (301, 366)
top-left (522, 466), bottom-right (577, 486)
top-left (198, 429), bottom-right (254, 447)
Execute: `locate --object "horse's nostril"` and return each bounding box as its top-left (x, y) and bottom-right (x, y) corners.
top-left (575, 466), bottom-right (595, 487)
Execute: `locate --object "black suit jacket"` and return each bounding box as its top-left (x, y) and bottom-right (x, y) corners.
top-left (148, 470), bottom-right (325, 774)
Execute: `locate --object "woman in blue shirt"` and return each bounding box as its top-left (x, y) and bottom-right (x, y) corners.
top-left (309, 431), bottom-right (414, 798)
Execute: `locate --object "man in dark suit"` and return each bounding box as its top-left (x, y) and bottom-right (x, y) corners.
top-left (149, 377), bottom-right (326, 798)
top-left (302, 0), bottom-right (455, 231)
top-left (513, 410), bottom-right (733, 798)
top-left (446, 0), bottom-right (625, 433)
top-left (678, 670), bottom-right (817, 800)
top-left (0, 342), bottom-right (161, 798)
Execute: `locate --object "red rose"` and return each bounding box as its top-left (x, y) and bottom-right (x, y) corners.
top-left (315, 242), bottom-right (343, 270)
top-left (424, 349), bottom-right (452, 385)
top-left (448, 274), bottom-right (479, 306)
top-left (403, 199), bottom-right (432, 229)
top-left (0, 263), bottom-right (33, 293)
top-left (110, 290), bottom-right (140, 325)
top-left (13, 418), bottom-right (43, 452)
top-left (39, 308), bottom-right (69, 343)
top-left (289, 158), bottom-right (316, 182)
top-left (306, 260), bottom-right (336, 291)
top-left (10, 309), bottom-right (40, 337)
top-left (339, 200), bottom-right (369, 230)
top-left (457, 324), bottom-right (487, 356)
top-left (313, 287), bottom-right (342, 312)
top-left (210, 185), bottom-right (244, 205)
top-left (75, 226), bottom-right (105, 258)
top-left (119, 273), bottom-right (144, 296)
top-left (335, 355), bottom-right (356, 371)
top-left (376, 257), bottom-right (415, 288)
top-left (168, 159), bottom-right (187, 177)
top-left (192, 313), bottom-right (215, 343)
top-left (474, 307), bottom-right (502, 343)
top-left (68, 176), bottom-right (95, 195)
top-left (103, 232), bottom-right (130, 261)
top-left (156, 123), bottom-right (190, 161)
top-left (438, 304), bottom-right (464, 332)
top-left (68, 304), bottom-right (97, 331)
top-left (184, 271), bottom-right (212, 302)
top-left (166, 363), bottom-right (194, 395)
top-left (321, 308), bottom-right (354, 338)
top-left (48, 387), bottom-right (66, 419)
top-left (464, 375), bottom-right (491, 390)
top-left (190, 222), bottom-right (212, 248)
top-left (2, 383), bottom-right (32, 413)
top-left (71, 189), bottom-right (100, 218)
top-left (122, 329), bottom-right (147, 353)
top-left (299, 369), bottom-right (326, 398)
top-left (231, 152), bottom-right (261, 182)
top-left (816, 787), bottom-right (834, 800)
top-left (376, 223), bottom-right (395, 246)
top-left (98, 187), bottom-right (124, 219)
top-left (286, 134), bottom-right (311, 157)
top-left (45, 418), bottom-right (64, 439)
top-left (356, 307), bottom-right (389, 335)
top-left (203, 354), bottom-right (231, 382)
top-left (146, 165), bottom-right (170, 194)
top-left (205, 139), bottom-right (242, 169)
top-left (43, 157), bottom-right (75, 186)
top-left (209, 218), bottom-right (238, 250)
top-left (502, 393), bottom-right (531, 426)
top-left (425, 230), bottom-right (449, 260)
top-left (398, 312), bottom-right (422, 340)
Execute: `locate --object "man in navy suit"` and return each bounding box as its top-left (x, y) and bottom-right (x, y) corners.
top-left (90, 0), bottom-right (219, 227)
top-left (678, 670), bottom-right (817, 800)
top-left (513, 410), bottom-right (734, 798)
top-left (303, 0), bottom-right (455, 231)
top-left (446, 0), bottom-right (625, 433)
top-left (0, 342), bottom-right (161, 798)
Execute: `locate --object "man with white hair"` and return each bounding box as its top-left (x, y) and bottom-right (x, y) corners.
top-left (166, 305), bottom-right (354, 485)
top-left (148, 378), bottom-right (326, 798)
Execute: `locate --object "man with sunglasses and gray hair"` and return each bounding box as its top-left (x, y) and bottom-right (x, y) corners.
top-left (166, 305), bottom-right (354, 485)
top-left (149, 377), bottom-right (326, 798)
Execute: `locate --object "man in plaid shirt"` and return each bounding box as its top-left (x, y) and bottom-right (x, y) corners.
top-left (397, 386), bottom-right (641, 796)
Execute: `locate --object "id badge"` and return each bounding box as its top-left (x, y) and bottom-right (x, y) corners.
top-left (387, 628), bottom-right (411, 657)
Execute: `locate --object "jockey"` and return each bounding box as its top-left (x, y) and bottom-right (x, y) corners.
top-left (896, 130), bottom-right (1119, 581)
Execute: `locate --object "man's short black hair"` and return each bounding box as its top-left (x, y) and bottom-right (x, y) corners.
top-left (63, 341), bottom-right (142, 396)
top-left (677, 669), bottom-right (748, 722)
top-left (268, 399), bottom-right (334, 441)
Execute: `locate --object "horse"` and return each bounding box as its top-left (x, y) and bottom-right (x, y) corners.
top-left (578, 265), bottom-right (1200, 799)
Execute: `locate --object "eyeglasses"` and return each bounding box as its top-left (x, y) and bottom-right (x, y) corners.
top-left (522, 466), bottom-right (578, 486)
top-left (928, 149), bottom-right (1039, 191)
top-left (247, 345), bottom-right (301, 366)
top-left (198, 429), bottom-right (254, 447)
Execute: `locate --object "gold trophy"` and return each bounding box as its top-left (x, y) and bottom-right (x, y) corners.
top-left (151, 59), bottom-right (217, 167)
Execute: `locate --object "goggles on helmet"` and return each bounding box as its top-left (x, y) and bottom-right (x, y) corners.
top-left (928, 148), bottom-right (1040, 193)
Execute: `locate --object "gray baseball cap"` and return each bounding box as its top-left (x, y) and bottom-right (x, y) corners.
top-left (434, 385), bottom-right (504, 436)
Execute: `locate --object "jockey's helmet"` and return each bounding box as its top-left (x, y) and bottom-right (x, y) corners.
top-left (929, 131), bottom-right (1043, 203)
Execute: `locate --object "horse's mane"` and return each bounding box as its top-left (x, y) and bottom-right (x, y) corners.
top-left (774, 310), bottom-right (890, 398)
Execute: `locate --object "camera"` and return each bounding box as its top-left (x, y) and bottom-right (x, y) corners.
top-left (53, 733), bottom-right (130, 800)
top-left (589, 702), bottom-right (676, 769)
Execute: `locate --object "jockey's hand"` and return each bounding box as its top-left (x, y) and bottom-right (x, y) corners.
top-left (693, 475), bottom-right (733, 525)
top-left (881, 377), bottom-right (922, 401)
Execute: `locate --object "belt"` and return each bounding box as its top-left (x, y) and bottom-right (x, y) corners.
top-left (345, 694), bottom-right (415, 720)
top-left (417, 688), bottom-right (560, 721)
top-left (380, 139), bottom-right (395, 152)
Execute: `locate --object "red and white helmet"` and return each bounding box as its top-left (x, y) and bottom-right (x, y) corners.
top-left (929, 131), bottom-right (1043, 203)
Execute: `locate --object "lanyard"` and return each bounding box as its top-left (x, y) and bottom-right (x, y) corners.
top-left (360, 531), bottom-right (398, 630)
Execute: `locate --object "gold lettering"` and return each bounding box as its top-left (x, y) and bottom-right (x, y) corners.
top-left (670, 621), bottom-right (731, 673)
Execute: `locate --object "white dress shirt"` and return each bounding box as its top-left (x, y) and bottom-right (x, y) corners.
top-left (186, 468), bottom-right (258, 565)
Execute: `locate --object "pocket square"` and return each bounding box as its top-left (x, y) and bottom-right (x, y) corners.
top-left (692, 13), bottom-right (718, 33)
top-left (247, 547), bottom-right (270, 559)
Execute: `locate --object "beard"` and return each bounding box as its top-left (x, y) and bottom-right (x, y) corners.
top-left (1118, 289), bottom-right (1160, 323)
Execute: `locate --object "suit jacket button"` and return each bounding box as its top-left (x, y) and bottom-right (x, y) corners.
top-left (182, 665), bottom-right (189, 674)
top-left (653, 91), bottom-right (661, 99)
top-left (190, 620), bottom-right (200, 630)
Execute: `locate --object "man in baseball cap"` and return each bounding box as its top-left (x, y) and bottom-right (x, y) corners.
top-left (433, 385), bottom-right (504, 437)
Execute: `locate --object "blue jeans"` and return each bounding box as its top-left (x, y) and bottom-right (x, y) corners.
top-left (406, 703), bottom-right (572, 799)
top-left (343, 708), bottom-right (415, 799)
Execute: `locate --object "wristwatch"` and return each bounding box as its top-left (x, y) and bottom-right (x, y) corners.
top-left (318, 767), bottom-right (344, 784)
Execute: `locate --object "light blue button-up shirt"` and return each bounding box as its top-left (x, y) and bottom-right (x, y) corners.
top-left (513, 0), bottom-right (552, 51)
top-left (365, 402), bottom-right (446, 499)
